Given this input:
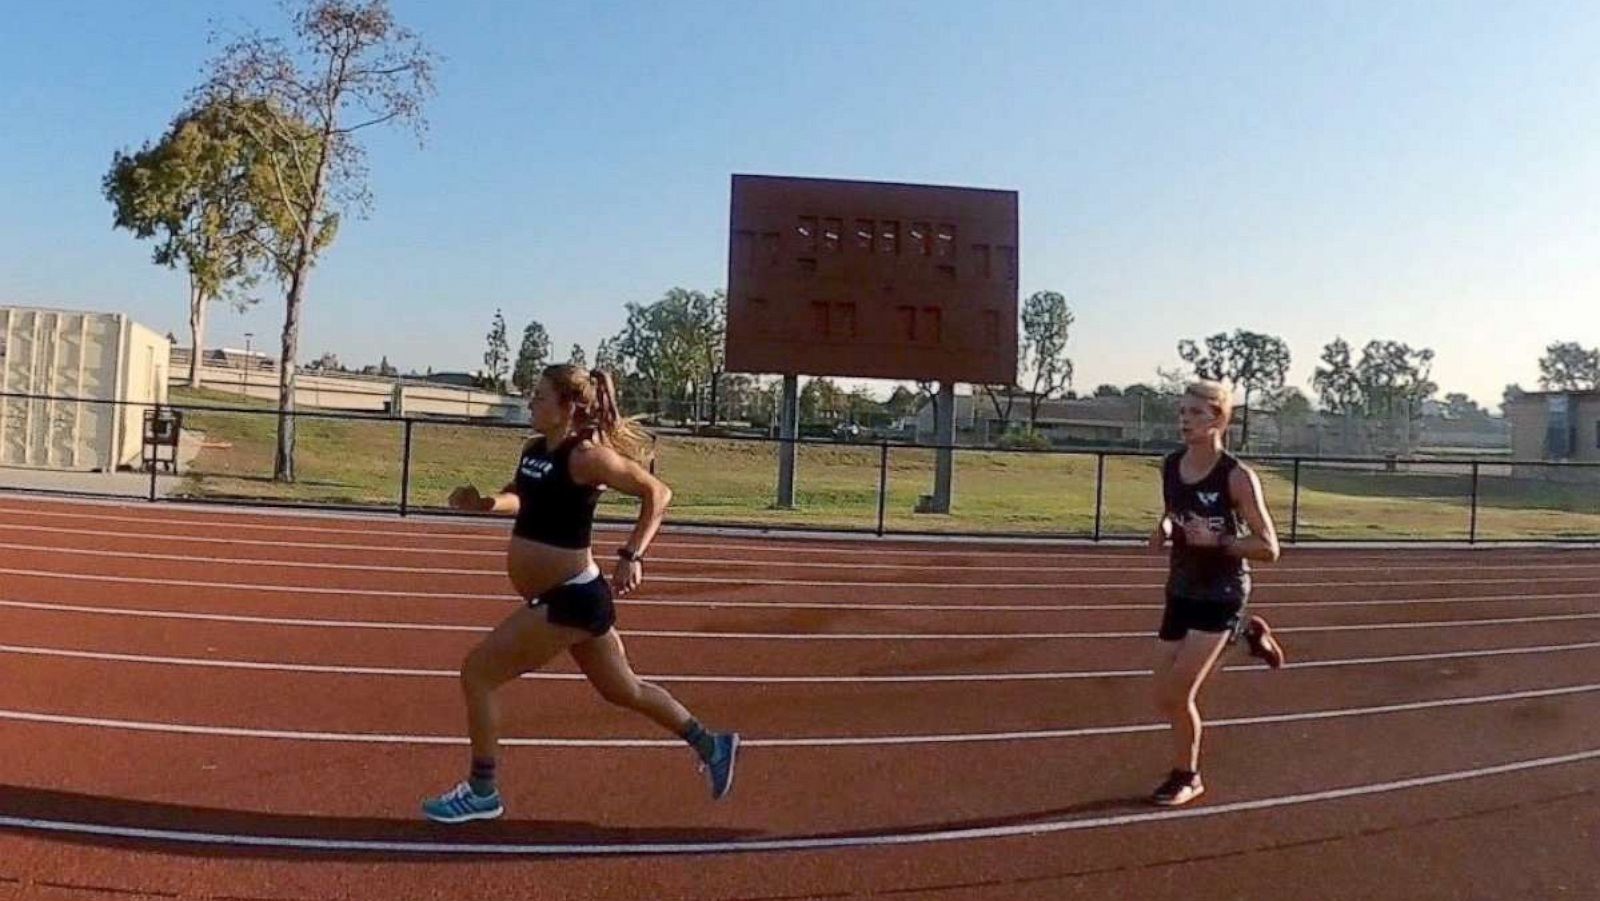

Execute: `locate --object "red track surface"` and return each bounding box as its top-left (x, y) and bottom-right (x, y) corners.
top-left (0, 495), bottom-right (1597, 900)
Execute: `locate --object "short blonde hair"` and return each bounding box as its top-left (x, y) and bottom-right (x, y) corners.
top-left (1184, 380), bottom-right (1234, 423)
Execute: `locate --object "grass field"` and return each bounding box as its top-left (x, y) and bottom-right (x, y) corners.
top-left (168, 388), bottom-right (1600, 540)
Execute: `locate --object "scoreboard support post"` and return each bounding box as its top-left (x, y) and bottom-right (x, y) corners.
top-left (930, 381), bottom-right (956, 513)
top-left (776, 373), bottom-right (799, 508)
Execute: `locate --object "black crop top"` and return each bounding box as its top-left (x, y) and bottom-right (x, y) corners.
top-left (511, 436), bottom-right (601, 549)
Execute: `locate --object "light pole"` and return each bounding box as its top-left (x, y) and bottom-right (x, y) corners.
top-left (241, 332), bottom-right (253, 398)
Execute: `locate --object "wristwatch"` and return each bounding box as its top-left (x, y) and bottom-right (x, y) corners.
top-left (617, 547), bottom-right (644, 563)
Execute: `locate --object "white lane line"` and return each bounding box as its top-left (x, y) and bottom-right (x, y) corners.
top-left (4, 521), bottom-right (1597, 575)
top-left (0, 567), bottom-right (510, 600)
top-left (0, 504), bottom-right (511, 542)
top-left (3, 639), bottom-right (1597, 683)
top-left (0, 748), bottom-right (1593, 851)
top-left (0, 565), bottom-right (1595, 612)
top-left (0, 682), bottom-right (1595, 748)
top-left (4, 503), bottom-right (1595, 563)
top-left (5, 597), bottom-right (1600, 639)
top-left (2, 747), bottom-right (1596, 854)
top-left (7, 540), bottom-right (1600, 590)
top-left (0, 599), bottom-right (478, 633)
top-left (1, 745), bottom-right (1597, 854)
top-left (0, 522), bottom-right (508, 557)
top-left (0, 541), bottom-right (491, 576)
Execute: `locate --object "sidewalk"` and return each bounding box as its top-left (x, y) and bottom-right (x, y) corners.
top-left (0, 429), bottom-right (204, 499)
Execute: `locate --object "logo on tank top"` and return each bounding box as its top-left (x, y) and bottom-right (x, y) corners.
top-left (519, 456), bottom-right (553, 481)
top-left (1198, 491), bottom-right (1221, 508)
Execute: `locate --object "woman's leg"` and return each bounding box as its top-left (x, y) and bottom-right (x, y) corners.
top-left (423, 604), bottom-right (588, 822)
top-left (571, 629), bottom-right (740, 800)
top-left (569, 629), bottom-right (694, 733)
top-left (462, 604), bottom-right (590, 761)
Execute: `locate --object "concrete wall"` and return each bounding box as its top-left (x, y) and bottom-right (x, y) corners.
top-left (1506, 397), bottom-right (1549, 460)
top-left (180, 364), bottom-right (526, 421)
top-left (117, 319), bottom-right (172, 469)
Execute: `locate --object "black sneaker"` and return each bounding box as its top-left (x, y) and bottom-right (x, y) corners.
top-left (1151, 769), bottom-right (1204, 807)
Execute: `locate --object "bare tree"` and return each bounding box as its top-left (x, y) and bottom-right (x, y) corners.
top-left (196, 0), bottom-right (435, 480)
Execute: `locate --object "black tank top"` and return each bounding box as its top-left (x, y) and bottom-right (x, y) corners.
top-left (512, 436), bottom-right (601, 549)
top-left (1162, 450), bottom-right (1251, 601)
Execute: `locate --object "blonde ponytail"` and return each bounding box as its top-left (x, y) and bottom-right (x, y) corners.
top-left (541, 363), bottom-right (653, 463)
top-left (590, 368), bottom-right (652, 462)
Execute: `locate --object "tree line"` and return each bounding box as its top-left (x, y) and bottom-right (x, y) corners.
top-left (473, 280), bottom-right (1596, 449)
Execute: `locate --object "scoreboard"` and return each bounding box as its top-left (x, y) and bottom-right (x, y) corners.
top-left (725, 175), bottom-right (1019, 384)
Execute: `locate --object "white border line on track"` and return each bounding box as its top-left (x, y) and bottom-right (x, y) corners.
top-left (0, 681), bottom-right (1596, 747)
top-left (5, 597), bottom-right (1600, 639)
top-left (5, 521), bottom-right (1599, 575)
top-left (3, 564), bottom-right (1598, 611)
top-left (4, 639), bottom-right (1597, 683)
top-left (2, 747), bottom-right (1597, 855)
top-left (7, 541), bottom-right (1600, 590)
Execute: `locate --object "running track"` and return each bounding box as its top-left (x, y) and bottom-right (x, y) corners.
top-left (0, 495), bottom-right (1596, 901)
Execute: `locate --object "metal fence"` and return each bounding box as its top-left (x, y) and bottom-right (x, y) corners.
top-left (2, 391), bottom-right (1597, 543)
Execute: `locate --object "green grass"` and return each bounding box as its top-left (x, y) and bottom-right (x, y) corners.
top-left (167, 387), bottom-right (1600, 539)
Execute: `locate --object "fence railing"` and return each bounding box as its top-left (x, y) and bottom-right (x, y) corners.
top-left (1, 391), bottom-right (1597, 543)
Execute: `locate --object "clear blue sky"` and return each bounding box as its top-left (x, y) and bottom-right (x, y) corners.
top-left (4, 0), bottom-right (1598, 407)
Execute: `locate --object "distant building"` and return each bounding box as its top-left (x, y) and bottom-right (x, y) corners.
top-left (1505, 390), bottom-right (1600, 463)
top-left (421, 372), bottom-right (481, 389)
top-left (915, 391), bottom-right (1182, 447)
top-left (1, 305), bottom-right (171, 471)
top-left (171, 346), bottom-right (276, 371)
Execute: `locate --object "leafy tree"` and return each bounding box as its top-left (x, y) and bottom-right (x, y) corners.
top-left (1355, 339), bottom-right (1436, 420)
top-left (1020, 291), bottom-right (1074, 431)
top-left (801, 377), bottom-right (848, 421)
top-left (482, 309), bottom-right (510, 392)
top-left (595, 337), bottom-right (622, 374)
top-left (1313, 338), bottom-right (1363, 414)
top-left (609, 288), bottom-right (725, 420)
top-left (104, 99), bottom-right (269, 389)
top-left (509, 319), bottom-right (549, 394)
top-left (1538, 341), bottom-right (1600, 391)
top-left (885, 385), bottom-right (920, 419)
top-left (1264, 386), bottom-right (1314, 440)
top-left (1178, 329), bottom-right (1291, 448)
top-left (1316, 336), bottom-right (1438, 426)
top-left (1443, 392), bottom-right (1484, 419)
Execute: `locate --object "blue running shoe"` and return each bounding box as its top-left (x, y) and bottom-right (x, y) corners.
top-left (422, 781), bottom-right (504, 824)
top-left (700, 732), bottom-right (740, 800)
